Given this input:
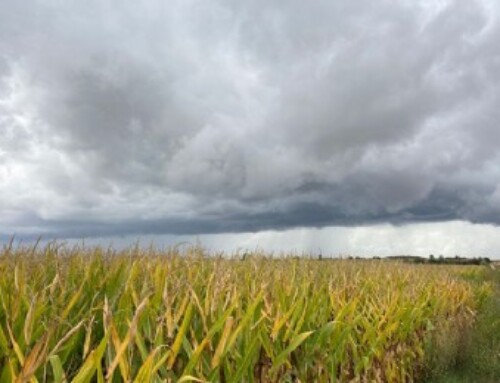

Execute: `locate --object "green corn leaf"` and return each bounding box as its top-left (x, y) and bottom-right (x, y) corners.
top-left (71, 335), bottom-right (107, 383)
top-left (49, 355), bottom-right (67, 383)
top-left (271, 331), bottom-right (313, 373)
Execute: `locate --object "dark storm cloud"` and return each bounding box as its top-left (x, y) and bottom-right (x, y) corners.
top-left (2, 0), bottom-right (500, 238)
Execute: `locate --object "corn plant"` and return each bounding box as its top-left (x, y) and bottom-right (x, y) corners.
top-left (0, 243), bottom-right (490, 382)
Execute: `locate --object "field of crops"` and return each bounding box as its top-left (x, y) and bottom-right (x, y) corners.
top-left (0, 244), bottom-right (493, 382)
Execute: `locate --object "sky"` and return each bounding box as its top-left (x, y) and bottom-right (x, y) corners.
top-left (1, 0), bottom-right (500, 257)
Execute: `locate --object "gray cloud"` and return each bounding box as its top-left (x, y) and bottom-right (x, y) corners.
top-left (1, 0), bottom-right (500, 238)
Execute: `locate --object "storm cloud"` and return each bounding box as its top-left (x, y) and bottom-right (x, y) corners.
top-left (1, 0), bottom-right (500, 238)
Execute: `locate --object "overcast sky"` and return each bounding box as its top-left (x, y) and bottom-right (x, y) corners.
top-left (2, 0), bottom-right (500, 256)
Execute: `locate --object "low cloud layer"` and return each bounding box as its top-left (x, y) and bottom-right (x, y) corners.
top-left (1, 0), bottom-right (500, 238)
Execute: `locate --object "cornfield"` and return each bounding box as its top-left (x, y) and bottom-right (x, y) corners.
top-left (0, 244), bottom-right (492, 382)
